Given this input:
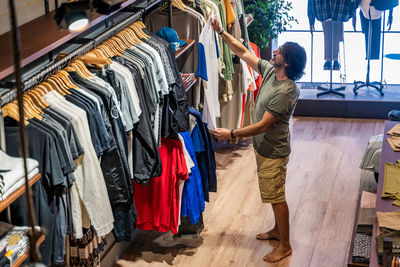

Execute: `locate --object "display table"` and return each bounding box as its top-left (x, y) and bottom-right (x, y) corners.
top-left (369, 120), bottom-right (400, 267)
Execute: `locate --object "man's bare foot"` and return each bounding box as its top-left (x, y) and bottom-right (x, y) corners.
top-left (263, 244), bottom-right (292, 263)
top-left (256, 228), bottom-right (280, 240)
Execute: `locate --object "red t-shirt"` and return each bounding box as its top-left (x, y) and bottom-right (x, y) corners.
top-left (134, 137), bottom-right (189, 234)
top-left (249, 41), bottom-right (262, 100)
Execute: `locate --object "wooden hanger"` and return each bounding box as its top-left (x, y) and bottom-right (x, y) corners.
top-left (26, 90), bottom-right (48, 109)
top-left (92, 49), bottom-right (107, 58)
top-left (101, 41), bottom-right (118, 56)
top-left (111, 36), bottom-right (128, 51)
top-left (172, 0), bottom-right (186, 11)
top-left (2, 101), bottom-right (29, 125)
top-left (69, 62), bottom-right (89, 79)
top-left (23, 94), bottom-right (43, 114)
top-left (22, 95), bottom-right (43, 120)
top-left (123, 27), bottom-right (142, 44)
top-left (79, 53), bottom-right (111, 66)
top-left (132, 22), bottom-right (149, 38)
top-left (120, 30), bottom-right (137, 46)
top-left (135, 20), bottom-right (146, 29)
top-left (44, 78), bottom-right (69, 96)
top-left (57, 70), bottom-right (79, 89)
top-left (128, 24), bottom-right (145, 39)
top-left (107, 39), bottom-right (124, 55)
top-left (74, 60), bottom-right (94, 78)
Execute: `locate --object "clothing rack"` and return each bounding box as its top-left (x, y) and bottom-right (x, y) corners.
top-left (0, 0), bottom-right (164, 107)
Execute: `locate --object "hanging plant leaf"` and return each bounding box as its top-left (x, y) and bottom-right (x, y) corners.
top-left (245, 0), bottom-right (297, 50)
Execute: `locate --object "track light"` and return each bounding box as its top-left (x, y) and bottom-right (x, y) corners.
top-left (93, 0), bottom-right (126, 14)
top-left (54, 1), bottom-right (93, 33)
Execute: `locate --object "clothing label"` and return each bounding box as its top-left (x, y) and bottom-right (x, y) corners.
top-left (79, 246), bottom-right (89, 259)
top-left (70, 246), bottom-right (78, 257)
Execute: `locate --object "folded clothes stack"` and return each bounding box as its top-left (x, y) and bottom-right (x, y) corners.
top-left (352, 233), bottom-right (371, 264)
top-left (0, 247), bottom-right (10, 267)
top-left (0, 222), bottom-right (41, 266)
top-left (382, 161), bottom-right (400, 206)
top-left (180, 73), bottom-right (197, 90)
top-left (0, 150), bottom-right (39, 201)
top-left (387, 124), bottom-right (400, 151)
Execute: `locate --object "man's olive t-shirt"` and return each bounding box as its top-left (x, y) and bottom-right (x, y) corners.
top-left (253, 59), bottom-right (299, 158)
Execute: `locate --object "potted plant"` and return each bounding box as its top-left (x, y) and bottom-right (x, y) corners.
top-left (244, 0), bottom-right (297, 59)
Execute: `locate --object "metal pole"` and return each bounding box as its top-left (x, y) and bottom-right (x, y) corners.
top-left (380, 11), bottom-right (386, 83)
top-left (168, 0), bottom-right (172, 28)
top-left (8, 0), bottom-right (42, 263)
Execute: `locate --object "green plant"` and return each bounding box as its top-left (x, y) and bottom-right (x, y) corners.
top-left (244, 0), bottom-right (297, 50)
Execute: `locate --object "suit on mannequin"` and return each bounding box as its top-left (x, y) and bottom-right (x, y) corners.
top-left (358, 0), bottom-right (396, 59)
top-left (359, 0), bottom-right (383, 59)
top-left (308, 0), bottom-right (361, 70)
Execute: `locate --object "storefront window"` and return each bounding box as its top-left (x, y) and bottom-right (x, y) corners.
top-left (278, 0), bottom-right (400, 86)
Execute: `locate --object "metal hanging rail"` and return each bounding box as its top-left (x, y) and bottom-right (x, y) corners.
top-left (0, 0), bottom-right (163, 107)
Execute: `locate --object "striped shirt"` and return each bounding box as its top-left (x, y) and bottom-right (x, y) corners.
top-left (307, 0), bottom-right (361, 25)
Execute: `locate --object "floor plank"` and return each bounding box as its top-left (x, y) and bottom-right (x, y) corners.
top-left (116, 117), bottom-right (384, 267)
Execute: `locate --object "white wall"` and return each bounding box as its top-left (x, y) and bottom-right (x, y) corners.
top-left (0, 0), bottom-right (68, 35)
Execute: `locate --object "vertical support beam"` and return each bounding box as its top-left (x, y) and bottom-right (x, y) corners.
top-left (44, 0), bottom-right (50, 14)
top-left (168, 0), bottom-right (172, 28)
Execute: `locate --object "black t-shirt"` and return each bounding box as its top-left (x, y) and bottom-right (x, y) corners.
top-left (4, 121), bottom-right (65, 265)
top-left (29, 118), bottom-right (72, 183)
top-left (113, 56), bottom-right (162, 183)
top-left (44, 107), bottom-right (83, 160)
top-left (69, 89), bottom-right (110, 152)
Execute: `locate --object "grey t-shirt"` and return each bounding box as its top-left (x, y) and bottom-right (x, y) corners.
top-left (253, 59), bottom-right (299, 158)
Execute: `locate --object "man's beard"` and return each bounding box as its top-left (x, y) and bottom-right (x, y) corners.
top-left (271, 57), bottom-right (284, 68)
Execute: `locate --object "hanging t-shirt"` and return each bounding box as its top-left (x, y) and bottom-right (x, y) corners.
top-left (189, 107), bottom-right (217, 201)
top-left (199, 12), bottom-right (220, 130)
top-left (134, 138), bottom-right (189, 234)
top-left (179, 131), bottom-right (205, 224)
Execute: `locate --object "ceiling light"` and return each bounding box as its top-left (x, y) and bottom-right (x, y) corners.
top-left (55, 1), bottom-right (93, 33)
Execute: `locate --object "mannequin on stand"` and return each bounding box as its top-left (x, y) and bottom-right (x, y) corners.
top-left (308, 0), bottom-right (360, 97)
top-left (308, 0), bottom-right (359, 70)
top-left (321, 20), bottom-right (343, 70)
top-left (353, 0), bottom-right (397, 95)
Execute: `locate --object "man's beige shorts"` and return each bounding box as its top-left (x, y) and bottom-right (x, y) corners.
top-left (255, 150), bottom-right (289, 204)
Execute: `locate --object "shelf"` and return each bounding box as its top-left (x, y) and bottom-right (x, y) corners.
top-left (0, 0), bottom-right (139, 80)
top-left (11, 234), bottom-right (45, 267)
top-left (0, 173), bottom-right (41, 213)
top-left (369, 120), bottom-right (400, 267)
top-left (174, 39), bottom-right (195, 59)
top-left (184, 78), bottom-right (197, 92)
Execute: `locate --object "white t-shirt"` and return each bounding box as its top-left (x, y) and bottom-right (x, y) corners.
top-left (44, 91), bottom-right (114, 238)
top-left (200, 12), bottom-right (220, 130)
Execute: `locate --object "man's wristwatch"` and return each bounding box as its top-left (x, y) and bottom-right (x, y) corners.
top-left (217, 28), bottom-right (225, 35)
top-left (230, 129), bottom-right (236, 139)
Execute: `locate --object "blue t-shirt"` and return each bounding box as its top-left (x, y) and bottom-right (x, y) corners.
top-left (179, 131), bottom-right (205, 224)
top-left (189, 107), bottom-right (217, 202)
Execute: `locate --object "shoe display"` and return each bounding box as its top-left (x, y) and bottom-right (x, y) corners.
top-left (332, 60), bottom-right (341, 70)
top-left (323, 61), bottom-right (331, 70)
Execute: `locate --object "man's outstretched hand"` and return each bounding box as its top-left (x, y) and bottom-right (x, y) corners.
top-left (212, 128), bottom-right (231, 141)
top-left (211, 17), bottom-right (223, 33)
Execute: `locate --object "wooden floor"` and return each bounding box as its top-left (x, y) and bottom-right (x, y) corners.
top-left (116, 117), bottom-right (384, 267)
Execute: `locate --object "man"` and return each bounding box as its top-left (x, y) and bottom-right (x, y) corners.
top-left (211, 18), bottom-right (306, 263)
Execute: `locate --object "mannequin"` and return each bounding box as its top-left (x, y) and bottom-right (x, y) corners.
top-left (371, 0), bottom-right (398, 11)
top-left (359, 0), bottom-right (395, 60)
top-left (321, 20), bottom-right (343, 70)
top-left (308, 0), bottom-right (360, 70)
